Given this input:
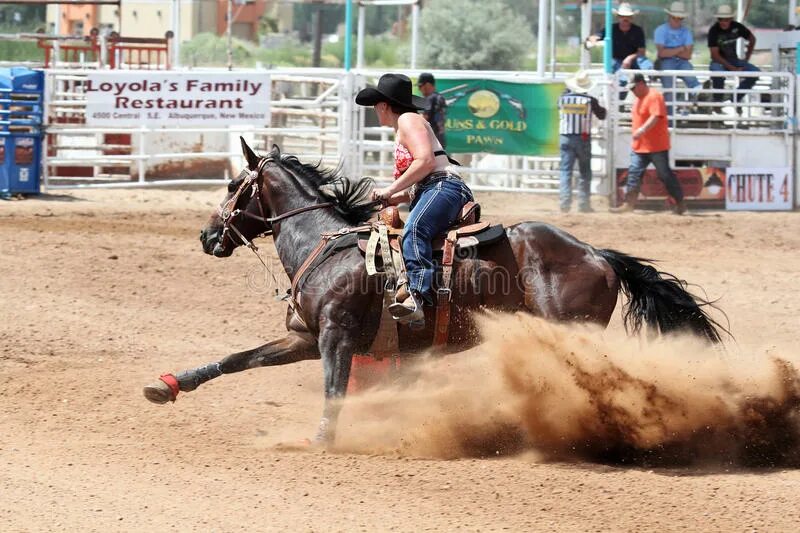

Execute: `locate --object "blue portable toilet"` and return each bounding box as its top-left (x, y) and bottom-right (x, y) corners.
top-left (0, 67), bottom-right (45, 197)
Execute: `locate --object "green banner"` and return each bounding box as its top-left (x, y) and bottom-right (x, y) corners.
top-left (433, 79), bottom-right (562, 156)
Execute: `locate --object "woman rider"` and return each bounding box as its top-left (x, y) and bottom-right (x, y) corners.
top-left (356, 73), bottom-right (474, 325)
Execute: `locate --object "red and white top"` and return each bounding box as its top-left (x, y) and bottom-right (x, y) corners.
top-left (394, 143), bottom-right (413, 178)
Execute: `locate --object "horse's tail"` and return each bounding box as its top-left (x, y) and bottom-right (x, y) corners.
top-left (596, 248), bottom-right (728, 343)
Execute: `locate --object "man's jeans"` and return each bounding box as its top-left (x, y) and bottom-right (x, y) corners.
top-left (403, 175), bottom-right (473, 302)
top-left (560, 134), bottom-right (592, 210)
top-left (710, 59), bottom-right (760, 102)
top-left (614, 56), bottom-right (655, 81)
top-left (614, 56), bottom-right (655, 98)
top-left (625, 150), bottom-right (684, 202)
top-left (658, 56), bottom-right (700, 118)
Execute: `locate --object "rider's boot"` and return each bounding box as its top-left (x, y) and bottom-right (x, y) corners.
top-left (388, 284), bottom-right (425, 325)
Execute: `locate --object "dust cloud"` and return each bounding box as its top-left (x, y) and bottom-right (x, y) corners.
top-left (335, 313), bottom-right (800, 466)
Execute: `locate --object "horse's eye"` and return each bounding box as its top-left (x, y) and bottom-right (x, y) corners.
top-left (227, 180), bottom-right (238, 193)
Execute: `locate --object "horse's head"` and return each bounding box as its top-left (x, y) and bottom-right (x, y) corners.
top-left (200, 137), bottom-right (273, 257)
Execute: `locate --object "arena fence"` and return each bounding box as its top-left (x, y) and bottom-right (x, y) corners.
top-left (38, 67), bottom-right (798, 206)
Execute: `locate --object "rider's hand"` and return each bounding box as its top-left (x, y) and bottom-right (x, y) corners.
top-left (372, 187), bottom-right (392, 204)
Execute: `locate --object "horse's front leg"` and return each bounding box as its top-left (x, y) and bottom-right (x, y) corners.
top-left (143, 332), bottom-right (319, 404)
top-left (313, 316), bottom-right (359, 444)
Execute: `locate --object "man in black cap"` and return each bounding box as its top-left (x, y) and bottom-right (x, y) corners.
top-left (417, 72), bottom-right (448, 148)
top-left (612, 73), bottom-right (686, 214)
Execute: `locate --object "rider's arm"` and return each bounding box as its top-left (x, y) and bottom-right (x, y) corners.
top-left (385, 190), bottom-right (411, 205)
top-left (383, 114), bottom-right (436, 197)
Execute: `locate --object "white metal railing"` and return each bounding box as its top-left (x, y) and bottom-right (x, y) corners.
top-left (36, 66), bottom-right (798, 205)
top-left (613, 69), bottom-right (795, 131)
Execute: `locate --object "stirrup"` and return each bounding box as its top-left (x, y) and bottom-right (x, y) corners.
top-left (388, 289), bottom-right (424, 323)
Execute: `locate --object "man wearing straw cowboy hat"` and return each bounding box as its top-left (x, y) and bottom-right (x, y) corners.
top-left (558, 70), bottom-right (607, 213)
top-left (585, 2), bottom-right (654, 91)
top-left (654, 1), bottom-right (702, 120)
top-left (707, 4), bottom-right (760, 110)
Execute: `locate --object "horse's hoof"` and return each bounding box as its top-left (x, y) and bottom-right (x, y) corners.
top-left (143, 374), bottom-right (179, 404)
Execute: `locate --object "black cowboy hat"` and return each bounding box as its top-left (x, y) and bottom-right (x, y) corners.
top-left (355, 73), bottom-right (426, 112)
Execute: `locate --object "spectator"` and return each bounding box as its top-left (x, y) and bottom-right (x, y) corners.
top-left (417, 72), bottom-right (448, 148)
top-left (558, 71), bottom-right (607, 213)
top-left (654, 1), bottom-right (701, 118)
top-left (612, 74), bottom-right (687, 214)
top-left (585, 2), bottom-right (654, 91)
top-left (708, 5), bottom-right (760, 110)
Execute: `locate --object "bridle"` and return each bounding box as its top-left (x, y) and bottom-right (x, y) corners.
top-left (215, 157), bottom-right (336, 294)
top-left (217, 157), bottom-right (335, 253)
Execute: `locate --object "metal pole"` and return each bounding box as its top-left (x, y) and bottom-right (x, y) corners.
top-left (311, 5), bottom-right (322, 67)
top-left (138, 127), bottom-right (146, 183)
top-left (410, 2), bottom-right (419, 69)
top-left (604, 0), bottom-right (613, 73)
top-left (580, 0), bottom-right (592, 70)
top-left (357, 4), bottom-right (365, 68)
top-left (173, 0), bottom-right (181, 68)
top-left (536, 0), bottom-right (549, 77)
top-left (227, 0), bottom-right (233, 70)
top-left (736, 0), bottom-right (744, 58)
top-left (791, 0), bottom-right (798, 28)
top-left (549, 0), bottom-right (556, 76)
top-left (340, 72), bottom-right (355, 174)
top-left (53, 4), bottom-right (61, 66)
top-left (345, 0), bottom-right (353, 70)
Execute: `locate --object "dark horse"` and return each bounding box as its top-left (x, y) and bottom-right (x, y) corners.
top-left (144, 139), bottom-right (725, 443)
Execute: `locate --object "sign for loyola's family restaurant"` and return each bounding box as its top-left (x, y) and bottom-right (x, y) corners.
top-left (85, 72), bottom-right (271, 126)
top-left (725, 168), bottom-right (793, 210)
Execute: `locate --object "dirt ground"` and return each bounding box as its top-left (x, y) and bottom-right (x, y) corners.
top-left (2, 187), bottom-right (800, 532)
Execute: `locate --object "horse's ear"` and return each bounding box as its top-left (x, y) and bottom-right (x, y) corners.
top-left (240, 136), bottom-right (259, 170)
top-left (271, 144), bottom-right (281, 158)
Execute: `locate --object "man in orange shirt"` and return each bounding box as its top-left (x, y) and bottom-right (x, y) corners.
top-left (613, 73), bottom-right (686, 214)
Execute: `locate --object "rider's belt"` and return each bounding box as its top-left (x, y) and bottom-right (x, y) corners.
top-left (418, 171), bottom-right (463, 188)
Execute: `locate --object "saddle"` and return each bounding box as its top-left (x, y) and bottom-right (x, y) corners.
top-left (285, 202), bottom-right (505, 356)
top-left (356, 202), bottom-right (504, 257)
top-left (357, 201), bottom-right (506, 349)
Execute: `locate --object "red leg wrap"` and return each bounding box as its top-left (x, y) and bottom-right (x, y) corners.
top-left (158, 373), bottom-right (180, 401)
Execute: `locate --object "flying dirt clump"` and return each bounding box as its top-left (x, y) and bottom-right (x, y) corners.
top-left (335, 313), bottom-right (800, 466)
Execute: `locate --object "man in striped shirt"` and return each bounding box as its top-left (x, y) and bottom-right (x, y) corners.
top-left (558, 71), bottom-right (607, 213)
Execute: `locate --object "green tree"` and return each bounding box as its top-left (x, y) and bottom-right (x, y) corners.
top-left (420, 0), bottom-right (534, 70)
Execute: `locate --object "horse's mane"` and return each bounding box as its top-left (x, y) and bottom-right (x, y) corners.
top-left (267, 146), bottom-right (378, 225)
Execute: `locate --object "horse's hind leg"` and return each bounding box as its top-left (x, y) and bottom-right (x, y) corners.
top-left (143, 332), bottom-right (319, 404)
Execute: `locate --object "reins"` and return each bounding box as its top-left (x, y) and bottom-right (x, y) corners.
top-left (218, 157), bottom-right (380, 300)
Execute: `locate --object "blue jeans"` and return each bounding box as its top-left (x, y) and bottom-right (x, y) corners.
top-left (559, 134), bottom-right (592, 210)
top-left (658, 57), bottom-right (700, 118)
top-left (614, 56), bottom-right (654, 98)
top-left (402, 175), bottom-right (473, 302)
top-left (625, 150), bottom-right (684, 202)
top-left (710, 59), bottom-right (760, 102)
top-left (613, 56), bottom-right (655, 81)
